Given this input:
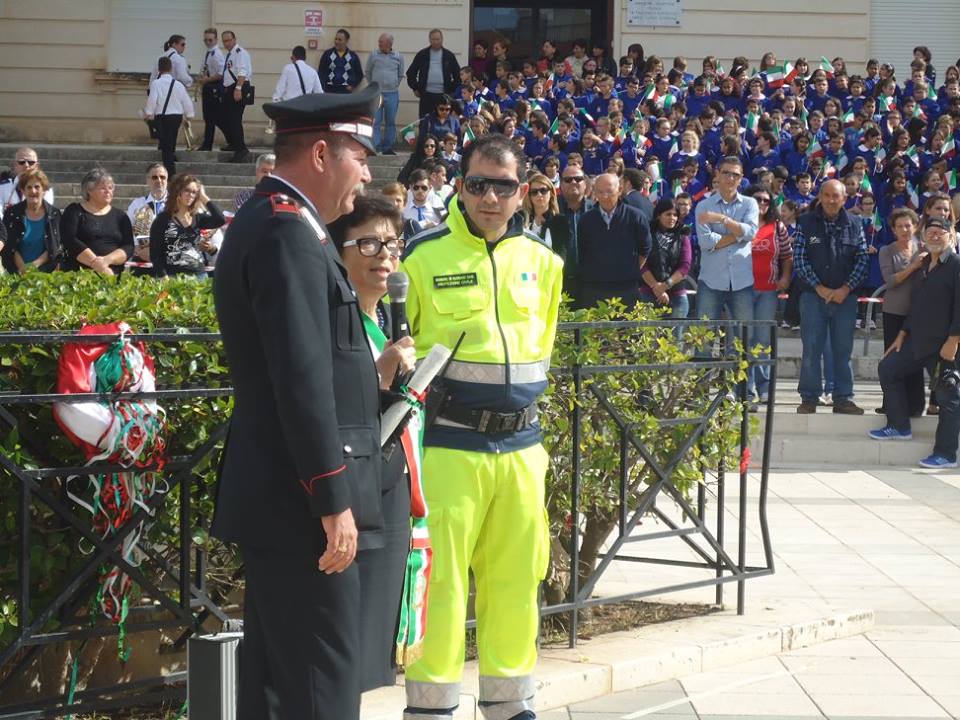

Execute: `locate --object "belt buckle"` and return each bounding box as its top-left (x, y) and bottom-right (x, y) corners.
top-left (476, 409), bottom-right (494, 434)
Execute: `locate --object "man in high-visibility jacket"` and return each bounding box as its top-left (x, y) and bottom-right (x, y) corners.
top-left (400, 134), bottom-right (564, 720)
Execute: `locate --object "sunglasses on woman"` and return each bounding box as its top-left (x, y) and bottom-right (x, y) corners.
top-left (528, 187), bottom-right (552, 197)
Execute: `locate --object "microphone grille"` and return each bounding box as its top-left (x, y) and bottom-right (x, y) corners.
top-left (387, 271), bottom-right (409, 302)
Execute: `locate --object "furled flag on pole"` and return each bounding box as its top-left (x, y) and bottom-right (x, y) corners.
top-left (578, 108), bottom-right (595, 126)
top-left (904, 145), bottom-right (920, 167)
top-left (842, 109), bottom-right (855, 128)
top-left (860, 175), bottom-right (873, 194)
top-left (944, 169), bottom-right (958, 192)
top-left (878, 94), bottom-right (896, 113)
top-left (942, 137), bottom-right (957, 161)
top-left (745, 111), bottom-right (759, 134)
top-left (462, 125), bottom-right (477, 148)
top-left (907, 183), bottom-right (920, 210)
top-left (401, 119), bottom-right (421, 146)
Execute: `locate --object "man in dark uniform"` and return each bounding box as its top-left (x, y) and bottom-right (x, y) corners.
top-left (212, 84), bottom-right (382, 720)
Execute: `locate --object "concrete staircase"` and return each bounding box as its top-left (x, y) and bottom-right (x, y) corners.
top-left (0, 142), bottom-right (409, 210)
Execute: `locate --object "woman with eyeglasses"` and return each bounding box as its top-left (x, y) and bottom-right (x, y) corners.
top-left (744, 185), bottom-right (793, 404)
top-left (522, 172), bottom-right (568, 251)
top-left (639, 198), bottom-right (692, 320)
top-left (327, 194), bottom-right (417, 693)
top-left (148, 174), bottom-right (225, 278)
top-left (60, 168), bottom-right (134, 276)
top-left (1, 167), bottom-right (63, 274)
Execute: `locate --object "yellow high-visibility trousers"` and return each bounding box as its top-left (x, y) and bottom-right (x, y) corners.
top-left (404, 444), bottom-right (550, 720)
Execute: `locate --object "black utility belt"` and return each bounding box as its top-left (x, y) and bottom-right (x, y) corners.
top-left (438, 400), bottom-right (537, 436)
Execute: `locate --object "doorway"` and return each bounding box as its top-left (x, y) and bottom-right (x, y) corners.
top-left (472, 0), bottom-right (608, 67)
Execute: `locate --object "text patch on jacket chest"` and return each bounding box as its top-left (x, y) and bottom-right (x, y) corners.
top-left (434, 272), bottom-right (478, 289)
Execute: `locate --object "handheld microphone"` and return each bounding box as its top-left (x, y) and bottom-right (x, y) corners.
top-left (387, 272), bottom-right (410, 340)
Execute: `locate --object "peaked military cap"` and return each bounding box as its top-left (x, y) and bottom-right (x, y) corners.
top-left (263, 82), bottom-right (382, 153)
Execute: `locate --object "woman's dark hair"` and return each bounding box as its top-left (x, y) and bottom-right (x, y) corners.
top-left (164, 34), bottom-right (185, 51)
top-left (327, 194), bottom-right (403, 251)
top-left (652, 198), bottom-right (679, 229)
top-left (745, 184), bottom-right (779, 224)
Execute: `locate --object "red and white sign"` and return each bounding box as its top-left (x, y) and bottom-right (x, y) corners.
top-left (304, 9), bottom-right (323, 36)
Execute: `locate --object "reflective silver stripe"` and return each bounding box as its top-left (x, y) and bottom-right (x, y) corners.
top-left (444, 359), bottom-right (549, 385)
top-left (405, 679), bottom-right (461, 711)
top-left (404, 712), bottom-right (455, 720)
top-left (435, 407), bottom-right (538, 430)
top-left (478, 675), bottom-right (536, 720)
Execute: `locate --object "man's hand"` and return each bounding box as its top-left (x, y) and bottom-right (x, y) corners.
top-left (698, 210), bottom-right (724, 224)
top-left (815, 284), bottom-right (833, 303)
top-left (940, 337), bottom-right (960, 362)
top-left (713, 234), bottom-right (737, 251)
top-left (884, 331), bottom-right (906, 358)
top-left (318, 508), bottom-right (358, 574)
top-left (657, 291), bottom-right (670, 305)
top-left (832, 285), bottom-right (851, 304)
top-left (776, 276), bottom-right (791, 292)
top-left (233, 86), bottom-right (242, 102)
top-left (910, 251), bottom-right (929, 269)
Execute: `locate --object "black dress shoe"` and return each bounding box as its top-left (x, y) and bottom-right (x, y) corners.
top-left (220, 144), bottom-right (236, 151)
top-left (197, 145), bottom-right (213, 152)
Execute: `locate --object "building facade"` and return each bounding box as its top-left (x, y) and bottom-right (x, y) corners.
top-left (0, 0), bottom-right (955, 145)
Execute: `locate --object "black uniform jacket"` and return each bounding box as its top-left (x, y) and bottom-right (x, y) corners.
top-left (212, 176), bottom-right (384, 553)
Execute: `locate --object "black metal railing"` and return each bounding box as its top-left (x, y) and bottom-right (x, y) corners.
top-left (0, 319), bottom-right (776, 716)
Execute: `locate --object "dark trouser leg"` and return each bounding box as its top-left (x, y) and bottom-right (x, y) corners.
top-left (878, 335), bottom-right (930, 433)
top-left (419, 92), bottom-right (443, 119)
top-left (882, 313), bottom-right (926, 414)
top-left (158, 114), bottom-right (182, 177)
top-left (223, 85), bottom-right (247, 153)
top-left (238, 546), bottom-right (361, 720)
top-left (932, 357), bottom-right (960, 461)
top-left (201, 85), bottom-right (220, 149)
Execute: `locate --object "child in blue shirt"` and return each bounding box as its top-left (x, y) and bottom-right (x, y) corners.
top-left (614, 56), bottom-right (635, 93)
top-left (580, 130), bottom-right (610, 177)
top-left (649, 117), bottom-right (678, 164)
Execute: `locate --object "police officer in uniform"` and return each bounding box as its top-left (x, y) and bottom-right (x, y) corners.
top-left (212, 84), bottom-right (384, 720)
top-left (220, 30), bottom-right (253, 163)
top-left (197, 27), bottom-right (226, 151)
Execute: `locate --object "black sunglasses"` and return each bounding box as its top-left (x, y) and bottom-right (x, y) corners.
top-left (529, 187), bottom-right (552, 196)
top-left (16, 159), bottom-right (37, 166)
top-left (412, 184), bottom-right (430, 191)
top-left (562, 176), bottom-right (586, 184)
top-left (463, 176), bottom-right (520, 198)
top-left (342, 236), bottom-right (405, 258)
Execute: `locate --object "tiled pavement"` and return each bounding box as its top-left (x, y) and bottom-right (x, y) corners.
top-left (540, 463), bottom-right (960, 719)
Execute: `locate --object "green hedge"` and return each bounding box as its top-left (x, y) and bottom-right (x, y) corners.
top-left (0, 271), bottom-right (747, 652)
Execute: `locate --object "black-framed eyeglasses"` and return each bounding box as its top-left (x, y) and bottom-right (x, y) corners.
top-left (529, 187), bottom-right (551, 196)
top-left (412, 184), bottom-right (430, 191)
top-left (562, 176), bottom-right (586, 184)
top-left (463, 175), bottom-right (520, 198)
top-left (16, 159), bottom-right (37, 166)
top-left (150, 174), bottom-right (168, 181)
top-left (342, 235), bottom-right (405, 257)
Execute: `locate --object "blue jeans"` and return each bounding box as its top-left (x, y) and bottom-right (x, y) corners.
top-left (798, 291), bottom-right (857, 403)
top-left (695, 283), bottom-right (754, 356)
top-left (373, 90), bottom-right (399, 152)
top-left (878, 336), bottom-right (959, 461)
top-left (747, 289), bottom-right (778, 398)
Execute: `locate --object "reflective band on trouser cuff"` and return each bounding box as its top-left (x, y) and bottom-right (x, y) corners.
top-left (444, 359), bottom-right (550, 385)
top-left (403, 712), bottom-right (455, 720)
top-left (478, 675), bottom-right (536, 720)
top-left (405, 679), bottom-right (461, 714)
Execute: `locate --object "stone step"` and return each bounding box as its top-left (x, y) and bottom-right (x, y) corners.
top-left (776, 355), bottom-right (880, 381)
top-left (0, 142), bottom-right (410, 169)
top-left (38, 157), bottom-right (407, 177)
top-left (47, 172), bottom-right (259, 188)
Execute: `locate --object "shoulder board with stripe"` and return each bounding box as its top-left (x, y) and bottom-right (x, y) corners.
top-left (268, 193), bottom-right (302, 216)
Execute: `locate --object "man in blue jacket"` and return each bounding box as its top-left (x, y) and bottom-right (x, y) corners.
top-left (319, 28), bottom-right (364, 94)
top-left (792, 179), bottom-right (869, 415)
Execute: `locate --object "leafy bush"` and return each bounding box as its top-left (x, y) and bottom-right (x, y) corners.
top-left (0, 272), bottom-right (749, 667)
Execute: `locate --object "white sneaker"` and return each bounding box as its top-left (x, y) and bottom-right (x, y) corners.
top-left (868, 319), bottom-right (877, 330)
top-left (819, 393), bottom-right (833, 406)
top-left (855, 319), bottom-right (863, 329)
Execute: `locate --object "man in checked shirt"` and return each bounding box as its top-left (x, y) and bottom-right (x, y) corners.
top-left (792, 179), bottom-right (870, 415)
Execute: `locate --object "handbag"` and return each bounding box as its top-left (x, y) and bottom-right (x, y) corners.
top-left (146, 78), bottom-right (176, 139)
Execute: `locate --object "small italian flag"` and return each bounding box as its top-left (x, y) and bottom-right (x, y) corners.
top-left (544, 73), bottom-right (555, 92)
top-left (842, 110), bottom-right (855, 128)
top-left (716, 62), bottom-right (726, 79)
top-left (878, 94), bottom-right (896, 113)
top-left (765, 62), bottom-right (792, 89)
top-left (927, 85), bottom-right (938, 101)
top-left (401, 119), bottom-right (420, 146)
top-left (641, 84), bottom-right (659, 104)
top-left (745, 111), bottom-right (759, 134)
top-left (660, 93), bottom-right (675, 111)
top-left (869, 211), bottom-right (882, 232)
top-left (799, 105), bottom-right (809, 128)
top-left (578, 108), bottom-right (595, 125)
top-left (463, 125), bottom-right (477, 148)
top-left (904, 145), bottom-right (920, 166)
top-left (548, 116), bottom-right (560, 135)
top-left (784, 63), bottom-right (801, 85)
top-left (668, 140), bottom-right (679, 158)
top-left (818, 56), bottom-right (834, 78)
top-left (944, 169), bottom-right (958, 192)
top-left (907, 183), bottom-right (919, 209)
top-left (631, 129), bottom-right (653, 149)
top-left (942, 137), bottom-right (957, 160)
top-left (860, 175), bottom-right (873, 193)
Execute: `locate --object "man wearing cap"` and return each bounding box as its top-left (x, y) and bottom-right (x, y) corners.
top-left (212, 84), bottom-right (383, 719)
top-left (871, 218), bottom-right (960, 468)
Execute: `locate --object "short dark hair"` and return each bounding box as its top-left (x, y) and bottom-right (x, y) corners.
top-left (292, 45), bottom-right (306, 60)
top-left (622, 168), bottom-right (644, 191)
top-left (158, 56), bottom-right (172, 72)
top-left (327, 194), bottom-right (403, 250)
top-left (336, 28), bottom-right (350, 40)
top-left (716, 156), bottom-right (743, 174)
top-left (408, 169), bottom-right (430, 185)
top-left (460, 134), bottom-right (524, 181)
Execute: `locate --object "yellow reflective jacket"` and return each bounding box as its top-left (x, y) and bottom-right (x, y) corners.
top-left (400, 198), bottom-right (564, 452)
